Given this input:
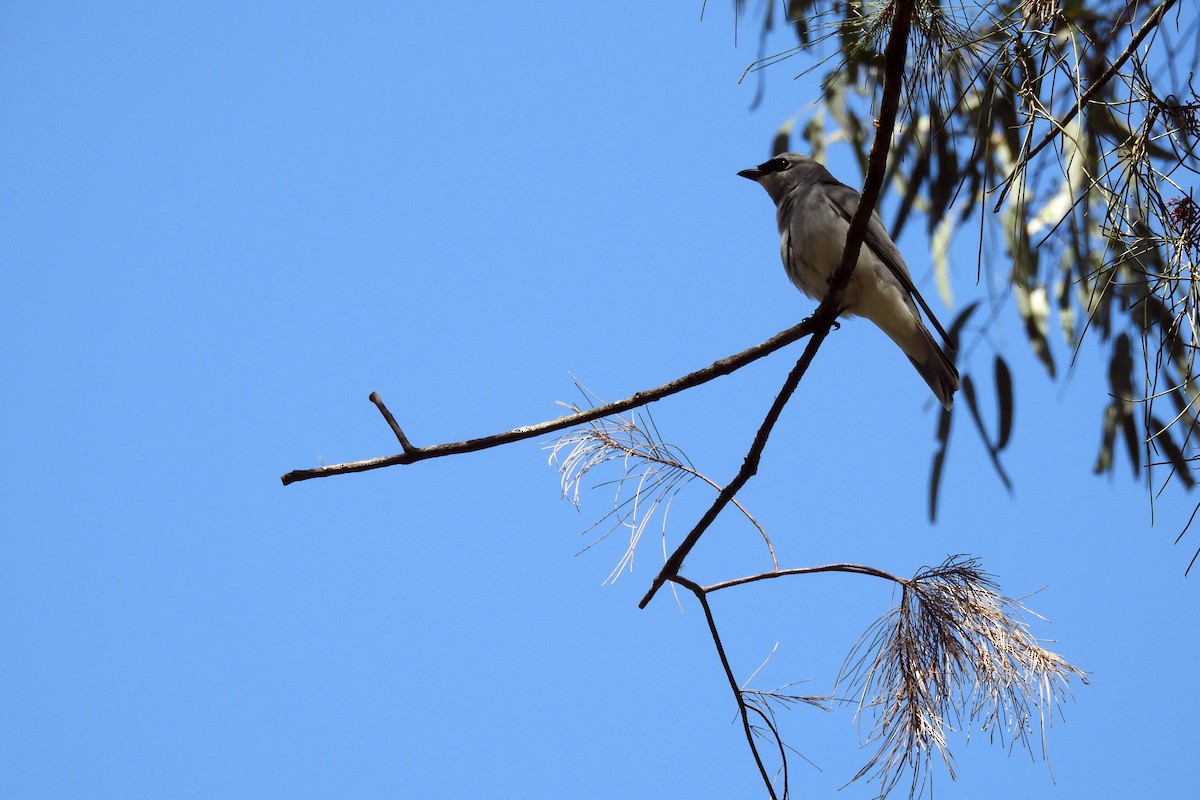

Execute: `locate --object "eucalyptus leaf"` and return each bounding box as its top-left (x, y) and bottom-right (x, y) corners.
top-left (928, 405), bottom-right (953, 523)
top-left (1094, 403), bottom-right (1119, 475)
top-left (1015, 283), bottom-right (1057, 378)
top-left (772, 118), bottom-right (794, 158)
top-left (932, 214), bottom-right (956, 309)
top-left (1149, 415), bottom-right (1195, 488)
top-left (995, 356), bottom-right (1014, 452)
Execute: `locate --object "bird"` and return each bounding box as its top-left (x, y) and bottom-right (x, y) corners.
top-left (738, 152), bottom-right (960, 410)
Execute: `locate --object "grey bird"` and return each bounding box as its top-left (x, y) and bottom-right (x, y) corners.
top-left (738, 152), bottom-right (960, 410)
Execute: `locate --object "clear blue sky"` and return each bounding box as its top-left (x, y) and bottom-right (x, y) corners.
top-left (3, 3), bottom-right (1196, 798)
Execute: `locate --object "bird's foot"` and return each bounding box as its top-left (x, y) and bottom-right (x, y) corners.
top-left (801, 313), bottom-right (841, 331)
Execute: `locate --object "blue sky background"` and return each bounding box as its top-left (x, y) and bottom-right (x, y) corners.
top-left (3, 3), bottom-right (1197, 798)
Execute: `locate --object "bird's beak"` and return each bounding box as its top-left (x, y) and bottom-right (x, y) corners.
top-left (737, 168), bottom-right (763, 182)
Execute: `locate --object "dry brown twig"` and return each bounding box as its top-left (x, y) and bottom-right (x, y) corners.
top-left (279, 321), bottom-right (814, 486)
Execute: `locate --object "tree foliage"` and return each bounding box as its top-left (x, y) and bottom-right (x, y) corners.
top-left (740, 0), bottom-right (1200, 540)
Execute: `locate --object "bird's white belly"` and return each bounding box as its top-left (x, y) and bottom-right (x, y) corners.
top-left (780, 224), bottom-right (867, 317)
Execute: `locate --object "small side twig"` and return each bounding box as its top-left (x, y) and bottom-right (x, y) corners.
top-left (369, 392), bottom-right (414, 452)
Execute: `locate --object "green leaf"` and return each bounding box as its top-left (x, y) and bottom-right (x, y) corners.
top-left (802, 111), bottom-right (825, 163)
top-left (1027, 121), bottom-right (1083, 239)
top-left (1166, 383), bottom-right (1199, 432)
top-left (962, 374), bottom-right (1014, 494)
top-left (946, 300), bottom-right (980, 352)
top-left (787, 0), bottom-right (811, 44)
top-left (931, 213), bottom-right (956, 310)
top-left (889, 116), bottom-right (929, 241)
top-left (1149, 415), bottom-right (1195, 488)
top-left (1109, 333), bottom-right (1134, 401)
top-left (1089, 101), bottom-right (1177, 160)
top-left (1104, 333), bottom-right (1139, 477)
top-left (1056, 269), bottom-right (1074, 345)
top-left (1094, 403), bottom-right (1118, 475)
top-left (1120, 410), bottom-right (1141, 477)
top-left (772, 118), bottom-right (794, 157)
top-left (1015, 283), bottom-right (1056, 378)
top-left (991, 75), bottom-right (1022, 165)
top-left (930, 106), bottom-right (956, 231)
top-left (1085, 241), bottom-right (1117, 339)
top-left (994, 355), bottom-right (1014, 452)
top-left (1139, 295), bottom-right (1188, 378)
top-left (928, 401), bottom-right (954, 523)
top-left (823, 72), bottom-right (868, 165)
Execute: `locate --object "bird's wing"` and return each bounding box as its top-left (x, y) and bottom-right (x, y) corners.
top-left (820, 180), bottom-right (952, 346)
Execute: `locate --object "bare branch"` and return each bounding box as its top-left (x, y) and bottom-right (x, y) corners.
top-left (703, 563), bottom-right (907, 594)
top-left (280, 321), bottom-right (814, 486)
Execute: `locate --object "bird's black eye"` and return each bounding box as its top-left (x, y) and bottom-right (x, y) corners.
top-left (759, 157), bottom-right (792, 173)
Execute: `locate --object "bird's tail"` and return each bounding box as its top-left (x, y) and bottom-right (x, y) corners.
top-left (906, 326), bottom-right (960, 411)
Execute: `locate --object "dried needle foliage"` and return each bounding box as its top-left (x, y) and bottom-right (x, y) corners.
top-left (546, 388), bottom-right (776, 581)
top-left (837, 556), bottom-right (1087, 797)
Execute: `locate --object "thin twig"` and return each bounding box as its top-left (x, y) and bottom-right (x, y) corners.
top-left (670, 575), bottom-right (779, 800)
top-left (280, 321), bottom-right (814, 485)
top-left (369, 391), bottom-right (415, 452)
top-left (703, 563), bottom-right (907, 594)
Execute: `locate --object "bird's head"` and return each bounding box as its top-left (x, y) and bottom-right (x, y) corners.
top-left (737, 152), bottom-right (831, 205)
